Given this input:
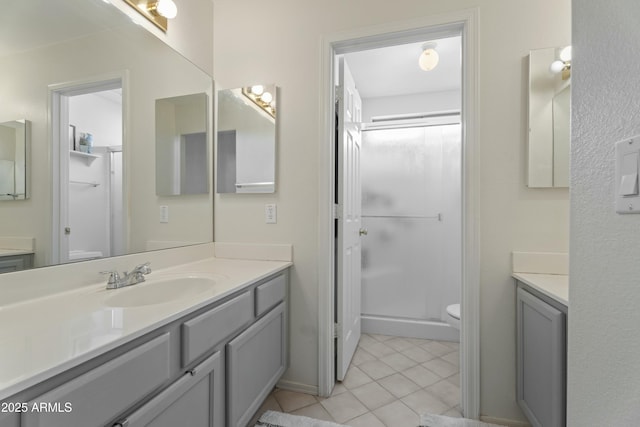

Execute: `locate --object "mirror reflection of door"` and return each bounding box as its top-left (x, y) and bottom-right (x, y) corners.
top-left (60, 85), bottom-right (124, 264)
top-left (155, 93), bottom-right (209, 196)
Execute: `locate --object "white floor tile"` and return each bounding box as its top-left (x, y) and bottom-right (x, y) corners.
top-left (319, 391), bottom-right (369, 423)
top-left (350, 381), bottom-right (395, 411)
top-left (344, 411), bottom-right (386, 427)
top-left (357, 359), bottom-right (396, 380)
top-left (290, 402), bottom-right (336, 422)
top-left (402, 364), bottom-right (441, 388)
top-left (401, 388), bottom-right (450, 415)
top-left (373, 400), bottom-right (420, 427)
top-left (256, 336), bottom-right (461, 426)
top-left (377, 372), bottom-right (420, 398)
top-left (342, 365), bottom-right (374, 389)
top-left (421, 358), bottom-right (458, 378)
top-left (273, 389), bottom-right (317, 412)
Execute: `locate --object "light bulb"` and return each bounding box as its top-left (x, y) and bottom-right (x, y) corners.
top-left (550, 60), bottom-right (565, 74)
top-left (251, 85), bottom-right (264, 96)
top-left (156, 0), bottom-right (177, 19)
top-left (261, 92), bottom-right (273, 104)
top-left (559, 46), bottom-right (572, 62)
top-left (419, 48), bottom-right (439, 71)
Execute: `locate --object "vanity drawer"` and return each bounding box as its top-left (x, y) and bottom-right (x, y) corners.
top-left (22, 333), bottom-right (171, 427)
top-left (255, 274), bottom-right (286, 317)
top-left (182, 291), bottom-right (254, 366)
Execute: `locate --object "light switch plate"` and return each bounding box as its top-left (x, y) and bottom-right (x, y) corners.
top-left (160, 205), bottom-right (169, 223)
top-left (615, 136), bottom-right (640, 214)
top-left (265, 204), bottom-right (277, 224)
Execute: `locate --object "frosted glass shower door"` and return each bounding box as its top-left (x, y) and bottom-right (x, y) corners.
top-left (361, 125), bottom-right (459, 321)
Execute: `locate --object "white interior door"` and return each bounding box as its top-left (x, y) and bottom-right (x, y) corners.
top-left (336, 57), bottom-right (363, 381)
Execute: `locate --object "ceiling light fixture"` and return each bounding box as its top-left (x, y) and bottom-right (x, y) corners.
top-left (123, 0), bottom-right (178, 33)
top-left (419, 42), bottom-right (439, 71)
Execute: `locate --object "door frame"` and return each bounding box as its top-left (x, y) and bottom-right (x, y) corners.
top-left (317, 9), bottom-right (480, 418)
top-left (49, 72), bottom-right (128, 265)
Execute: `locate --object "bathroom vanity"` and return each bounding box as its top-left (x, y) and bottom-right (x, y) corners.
top-left (513, 273), bottom-right (568, 427)
top-left (0, 255), bottom-right (290, 427)
top-left (0, 238), bottom-right (35, 273)
top-left (0, 252), bottom-right (33, 273)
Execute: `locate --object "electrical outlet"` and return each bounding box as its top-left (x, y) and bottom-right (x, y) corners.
top-left (265, 204), bottom-right (277, 224)
top-left (160, 205), bottom-right (169, 223)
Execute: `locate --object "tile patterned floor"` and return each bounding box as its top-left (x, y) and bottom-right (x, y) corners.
top-left (249, 333), bottom-right (461, 427)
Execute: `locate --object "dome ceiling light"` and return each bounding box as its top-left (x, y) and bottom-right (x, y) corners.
top-left (419, 42), bottom-right (439, 71)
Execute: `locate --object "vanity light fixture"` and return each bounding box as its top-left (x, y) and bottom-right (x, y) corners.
top-left (242, 85), bottom-right (276, 118)
top-left (550, 45), bottom-right (572, 80)
top-left (123, 0), bottom-right (178, 33)
top-left (418, 42), bottom-right (439, 71)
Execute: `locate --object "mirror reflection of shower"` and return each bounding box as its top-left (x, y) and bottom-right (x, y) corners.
top-left (66, 88), bottom-right (124, 263)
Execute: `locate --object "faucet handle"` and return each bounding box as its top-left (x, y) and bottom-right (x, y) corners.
top-left (134, 262), bottom-right (151, 274)
top-left (100, 270), bottom-right (121, 285)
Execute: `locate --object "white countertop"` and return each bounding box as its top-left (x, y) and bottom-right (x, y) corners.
top-left (512, 272), bottom-right (569, 307)
top-left (0, 256), bottom-right (291, 401)
top-left (0, 249), bottom-right (33, 256)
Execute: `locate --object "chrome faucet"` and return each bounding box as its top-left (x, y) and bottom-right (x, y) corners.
top-left (102, 262), bottom-right (152, 289)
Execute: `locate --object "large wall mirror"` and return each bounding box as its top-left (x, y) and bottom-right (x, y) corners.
top-left (217, 85), bottom-right (277, 193)
top-left (527, 47), bottom-right (570, 188)
top-left (0, 0), bottom-right (214, 271)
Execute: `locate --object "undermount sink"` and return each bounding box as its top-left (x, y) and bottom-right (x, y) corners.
top-left (104, 273), bottom-right (227, 308)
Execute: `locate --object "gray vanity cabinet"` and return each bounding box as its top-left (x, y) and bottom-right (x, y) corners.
top-left (113, 351), bottom-right (223, 427)
top-left (0, 254), bottom-right (33, 273)
top-left (516, 285), bottom-right (567, 427)
top-left (0, 411), bottom-right (19, 427)
top-left (22, 334), bottom-right (172, 427)
top-left (0, 270), bottom-right (288, 427)
top-left (226, 302), bottom-right (287, 427)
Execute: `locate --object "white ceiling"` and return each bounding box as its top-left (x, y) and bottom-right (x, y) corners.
top-left (344, 36), bottom-right (462, 99)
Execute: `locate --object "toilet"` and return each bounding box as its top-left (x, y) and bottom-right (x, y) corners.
top-left (446, 303), bottom-right (460, 330)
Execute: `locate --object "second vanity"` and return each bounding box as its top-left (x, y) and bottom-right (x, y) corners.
top-left (0, 245), bottom-right (291, 427)
top-left (513, 270), bottom-right (568, 427)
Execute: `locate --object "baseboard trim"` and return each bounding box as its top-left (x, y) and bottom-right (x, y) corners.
top-left (276, 379), bottom-right (319, 396)
top-left (480, 415), bottom-right (531, 427)
top-left (362, 315), bottom-right (460, 342)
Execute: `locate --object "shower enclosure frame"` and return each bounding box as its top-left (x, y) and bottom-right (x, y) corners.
top-left (317, 9), bottom-right (480, 419)
top-left (359, 116), bottom-right (462, 340)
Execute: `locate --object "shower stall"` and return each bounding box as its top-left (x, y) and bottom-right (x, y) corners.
top-left (360, 119), bottom-right (462, 341)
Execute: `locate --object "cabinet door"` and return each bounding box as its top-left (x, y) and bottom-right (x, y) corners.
top-left (113, 351), bottom-right (223, 427)
top-left (517, 287), bottom-right (566, 427)
top-left (22, 334), bottom-right (171, 427)
top-left (0, 410), bottom-right (19, 427)
top-left (226, 302), bottom-right (287, 427)
top-left (0, 257), bottom-right (25, 273)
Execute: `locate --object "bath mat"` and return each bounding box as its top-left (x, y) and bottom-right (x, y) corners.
top-left (255, 410), bottom-right (348, 427)
top-left (420, 413), bottom-right (503, 427)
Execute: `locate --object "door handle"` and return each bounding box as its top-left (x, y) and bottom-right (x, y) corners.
top-left (359, 228), bottom-right (368, 236)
